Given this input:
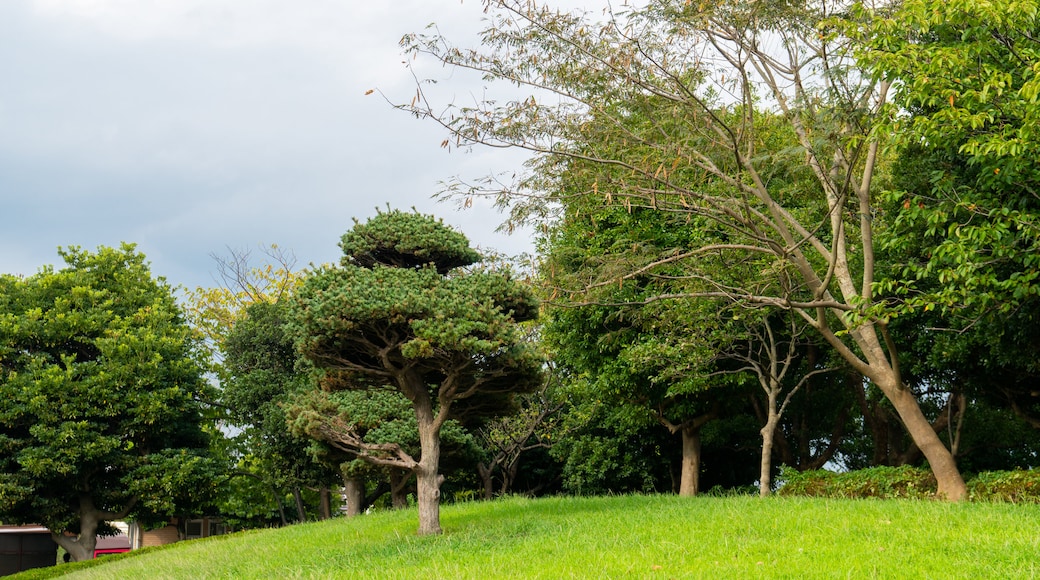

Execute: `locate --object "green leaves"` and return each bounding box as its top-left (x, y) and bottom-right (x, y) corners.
top-left (340, 209), bottom-right (483, 274)
top-left (0, 244), bottom-right (211, 532)
top-left (293, 210), bottom-right (544, 414)
top-left (864, 0), bottom-right (1040, 312)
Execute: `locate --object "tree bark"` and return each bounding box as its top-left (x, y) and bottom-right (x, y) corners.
top-left (414, 429), bottom-right (443, 535)
top-left (51, 494), bottom-right (136, 562)
top-left (319, 487), bottom-right (332, 520)
top-left (883, 381), bottom-right (967, 499)
top-left (412, 389), bottom-right (444, 535)
top-left (292, 487), bottom-right (307, 522)
top-left (343, 477), bottom-right (365, 517)
top-left (390, 469), bottom-right (410, 509)
top-left (478, 463), bottom-right (495, 500)
top-left (678, 424), bottom-right (703, 497)
top-left (52, 512), bottom-right (98, 563)
top-left (759, 392), bottom-right (780, 498)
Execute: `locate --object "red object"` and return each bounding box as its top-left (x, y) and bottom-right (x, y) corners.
top-left (93, 533), bottom-right (131, 558)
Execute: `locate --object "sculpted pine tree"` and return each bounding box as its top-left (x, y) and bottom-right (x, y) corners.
top-left (290, 210), bottom-right (542, 534)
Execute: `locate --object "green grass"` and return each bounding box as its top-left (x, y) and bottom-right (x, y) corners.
top-left (20, 495), bottom-right (1040, 579)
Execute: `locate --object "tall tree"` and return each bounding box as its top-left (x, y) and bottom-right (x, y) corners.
top-left (290, 209), bottom-right (543, 534)
top-left (862, 0), bottom-right (1040, 433)
top-left (222, 300), bottom-right (342, 523)
top-left (0, 245), bottom-right (214, 561)
top-left (399, 0), bottom-right (970, 498)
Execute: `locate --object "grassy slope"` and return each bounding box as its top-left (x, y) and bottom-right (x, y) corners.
top-left (31, 495), bottom-right (1040, 579)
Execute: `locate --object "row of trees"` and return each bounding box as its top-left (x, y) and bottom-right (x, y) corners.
top-left (4, 0), bottom-right (1040, 558)
top-left (0, 211), bottom-right (544, 557)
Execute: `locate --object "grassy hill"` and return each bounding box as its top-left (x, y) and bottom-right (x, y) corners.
top-left (20, 495), bottom-right (1040, 579)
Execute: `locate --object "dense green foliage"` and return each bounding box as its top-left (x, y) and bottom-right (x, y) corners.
top-left (0, 245), bottom-right (215, 560)
top-left (221, 300), bottom-right (342, 525)
top-left (290, 209), bottom-right (543, 534)
top-left (20, 495), bottom-right (1040, 579)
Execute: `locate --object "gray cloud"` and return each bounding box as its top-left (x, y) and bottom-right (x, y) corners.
top-left (0, 0), bottom-right (539, 289)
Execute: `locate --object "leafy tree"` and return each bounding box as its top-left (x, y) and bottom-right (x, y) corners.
top-left (862, 0), bottom-right (1040, 313)
top-left (222, 300), bottom-right (342, 523)
top-left (860, 0), bottom-right (1040, 439)
top-left (0, 245), bottom-right (215, 561)
top-left (399, 0), bottom-right (972, 498)
top-left (289, 209), bottom-right (543, 534)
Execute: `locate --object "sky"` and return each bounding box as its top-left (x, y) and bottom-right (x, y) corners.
top-left (0, 0), bottom-right (556, 291)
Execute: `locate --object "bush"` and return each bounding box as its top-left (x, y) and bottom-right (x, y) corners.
top-left (779, 466), bottom-right (1040, 502)
top-left (967, 469), bottom-right (1040, 503)
top-left (777, 466), bottom-right (937, 499)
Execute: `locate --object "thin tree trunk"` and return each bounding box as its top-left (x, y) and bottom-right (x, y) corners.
top-left (759, 394), bottom-right (779, 498)
top-left (292, 488), bottom-right (307, 522)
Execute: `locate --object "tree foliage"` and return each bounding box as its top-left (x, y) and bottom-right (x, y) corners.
top-left (290, 209), bottom-right (543, 534)
top-left (863, 0), bottom-right (1040, 313)
top-left (399, 0), bottom-right (973, 499)
top-left (0, 245), bottom-right (214, 561)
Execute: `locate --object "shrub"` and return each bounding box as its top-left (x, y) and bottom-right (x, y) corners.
top-left (777, 466), bottom-right (937, 499)
top-left (780, 466), bottom-right (1040, 502)
top-left (967, 469), bottom-right (1040, 503)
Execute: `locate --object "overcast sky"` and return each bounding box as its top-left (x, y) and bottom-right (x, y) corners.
top-left (0, 0), bottom-right (563, 291)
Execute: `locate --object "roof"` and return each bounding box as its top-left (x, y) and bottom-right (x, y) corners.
top-left (0, 526), bottom-right (51, 534)
top-left (95, 534), bottom-right (131, 550)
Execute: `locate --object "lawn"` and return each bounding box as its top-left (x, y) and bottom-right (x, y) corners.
top-left (20, 495), bottom-right (1040, 579)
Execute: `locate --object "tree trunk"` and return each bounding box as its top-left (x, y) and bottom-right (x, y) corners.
top-left (884, 382), bottom-right (967, 500)
top-left (413, 393), bottom-right (444, 535)
top-left (390, 469), bottom-right (410, 509)
top-left (343, 477), bottom-right (365, 517)
top-left (52, 507), bottom-right (101, 562)
top-left (319, 487), bottom-right (332, 520)
top-left (292, 488), bottom-right (307, 522)
top-left (415, 428), bottom-right (443, 535)
top-left (835, 326), bottom-right (968, 499)
top-left (478, 463), bottom-right (495, 500)
top-left (678, 424), bottom-right (703, 497)
top-left (759, 394), bottom-right (780, 498)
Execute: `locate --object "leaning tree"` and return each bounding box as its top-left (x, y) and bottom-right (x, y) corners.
top-left (290, 209), bottom-right (543, 534)
top-left (397, 0), bottom-right (971, 498)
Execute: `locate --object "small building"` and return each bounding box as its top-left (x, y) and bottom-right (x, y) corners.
top-left (126, 517), bottom-right (229, 549)
top-left (0, 526), bottom-right (57, 576)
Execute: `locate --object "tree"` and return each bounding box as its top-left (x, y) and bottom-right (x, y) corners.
top-left (861, 0), bottom-right (1040, 437)
top-left (862, 0), bottom-right (1040, 314)
top-left (290, 209), bottom-right (543, 534)
top-left (222, 300), bottom-right (342, 524)
top-left (399, 0), bottom-right (971, 498)
top-left (0, 245), bottom-right (214, 561)
top-left (726, 312), bottom-right (837, 496)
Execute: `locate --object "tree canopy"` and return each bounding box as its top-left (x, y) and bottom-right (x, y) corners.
top-left (0, 245), bottom-right (214, 561)
top-left (290, 209), bottom-right (543, 534)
